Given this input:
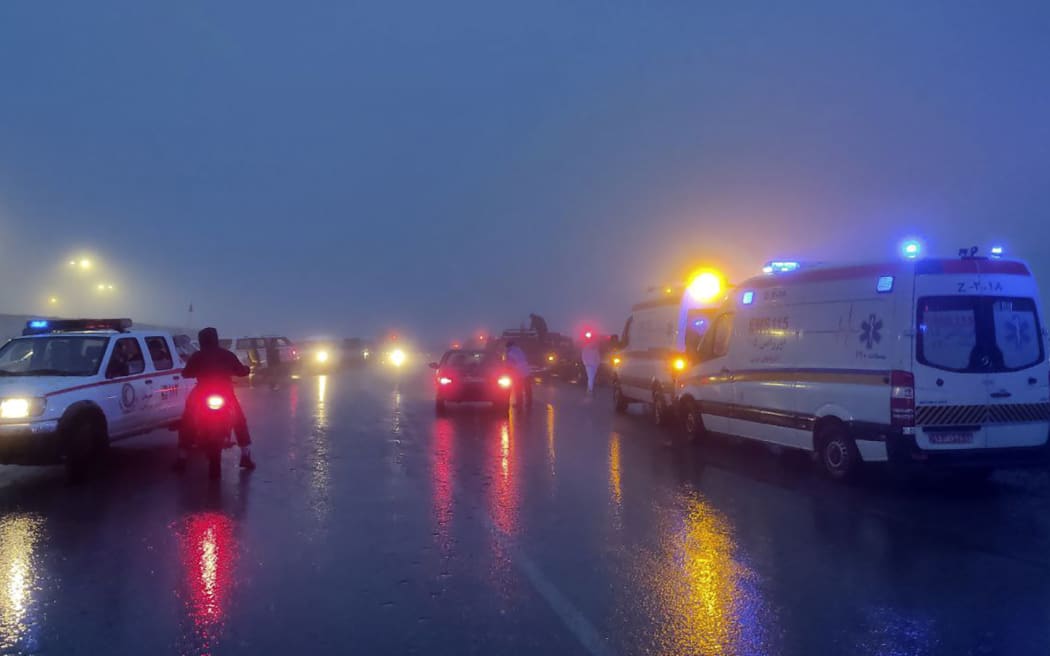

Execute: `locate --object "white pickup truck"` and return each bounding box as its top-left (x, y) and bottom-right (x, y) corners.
top-left (0, 318), bottom-right (192, 474)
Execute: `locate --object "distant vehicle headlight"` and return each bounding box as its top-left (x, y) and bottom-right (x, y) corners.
top-left (389, 349), bottom-right (406, 367)
top-left (1, 398), bottom-right (43, 419)
top-left (316, 350), bottom-right (330, 363)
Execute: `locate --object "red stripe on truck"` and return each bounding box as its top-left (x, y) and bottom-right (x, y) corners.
top-left (44, 369), bottom-right (184, 398)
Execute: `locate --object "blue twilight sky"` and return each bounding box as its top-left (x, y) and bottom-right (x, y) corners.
top-left (1, 2), bottom-right (1049, 341)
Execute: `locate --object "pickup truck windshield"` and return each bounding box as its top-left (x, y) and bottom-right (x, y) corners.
top-left (0, 336), bottom-right (110, 376)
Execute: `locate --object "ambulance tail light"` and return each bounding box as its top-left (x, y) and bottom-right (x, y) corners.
top-left (890, 370), bottom-right (915, 428)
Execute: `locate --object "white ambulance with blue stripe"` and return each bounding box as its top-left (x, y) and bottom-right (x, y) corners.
top-left (677, 249), bottom-right (1050, 479)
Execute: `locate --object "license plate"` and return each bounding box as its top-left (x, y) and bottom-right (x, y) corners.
top-left (464, 377), bottom-right (485, 384)
top-left (928, 431), bottom-right (974, 445)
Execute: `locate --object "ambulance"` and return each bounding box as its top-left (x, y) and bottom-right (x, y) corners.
top-left (677, 248), bottom-right (1050, 480)
top-left (612, 271), bottom-right (728, 425)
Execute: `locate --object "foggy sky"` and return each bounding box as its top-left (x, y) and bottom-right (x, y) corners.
top-left (2, 2), bottom-right (1049, 342)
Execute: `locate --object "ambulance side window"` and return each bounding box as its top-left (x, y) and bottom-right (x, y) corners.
top-left (700, 313), bottom-right (734, 360)
top-left (712, 313), bottom-right (734, 358)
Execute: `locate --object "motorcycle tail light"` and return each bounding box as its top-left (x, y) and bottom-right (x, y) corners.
top-left (206, 395), bottom-right (226, 411)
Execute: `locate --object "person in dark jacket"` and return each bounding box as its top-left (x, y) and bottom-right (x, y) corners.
top-left (174, 327), bottom-right (255, 471)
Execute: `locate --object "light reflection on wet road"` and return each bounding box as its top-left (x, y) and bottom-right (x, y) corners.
top-left (1, 368), bottom-right (1049, 654)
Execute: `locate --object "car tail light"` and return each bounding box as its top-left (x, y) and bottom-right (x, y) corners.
top-left (890, 370), bottom-right (915, 427)
top-left (438, 376), bottom-right (453, 386)
top-left (206, 395), bottom-right (226, 411)
top-left (497, 375), bottom-right (512, 389)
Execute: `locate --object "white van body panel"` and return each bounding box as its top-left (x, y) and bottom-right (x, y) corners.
top-left (913, 262), bottom-right (1050, 453)
top-left (617, 289), bottom-right (723, 406)
top-left (681, 257), bottom-right (1049, 469)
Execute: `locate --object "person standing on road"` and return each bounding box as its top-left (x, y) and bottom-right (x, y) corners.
top-left (505, 341), bottom-right (532, 406)
top-left (175, 327), bottom-right (256, 471)
top-left (581, 333), bottom-right (601, 396)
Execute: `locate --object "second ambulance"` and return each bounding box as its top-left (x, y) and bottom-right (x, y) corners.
top-left (677, 248), bottom-right (1050, 480)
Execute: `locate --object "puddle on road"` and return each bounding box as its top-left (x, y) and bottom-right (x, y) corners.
top-left (176, 512), bottom-right (239, 656)
top-left (0, 513), bottom-right (46, 654)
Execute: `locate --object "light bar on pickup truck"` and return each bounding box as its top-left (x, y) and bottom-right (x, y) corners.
top-left (23, 318), bottom-right (133, 336)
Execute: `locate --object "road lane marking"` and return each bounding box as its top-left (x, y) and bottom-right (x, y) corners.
top-left (454, 478), bottom-right (619, 656)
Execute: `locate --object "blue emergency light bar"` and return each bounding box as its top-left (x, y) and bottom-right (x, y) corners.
top-left (762, 261), bottom-right (801, 275)
top-left (23, 318), bottom-right (132, 336)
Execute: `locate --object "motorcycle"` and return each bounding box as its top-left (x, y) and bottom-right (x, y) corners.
top-left (186, 387), bottom-right (236, 479)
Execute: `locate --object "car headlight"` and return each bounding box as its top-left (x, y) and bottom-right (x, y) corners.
top-left (316, 350), bottom-right (330, 363)
top-left (497, 376), bottom-right (513, 389)
top-left (0, 397), bottom-right (45, 419)
top-left (389, 349), bottom-right (406, 367)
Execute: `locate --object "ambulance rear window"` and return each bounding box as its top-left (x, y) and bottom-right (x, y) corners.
top-left (917, 296), bottom-right (1043, 373)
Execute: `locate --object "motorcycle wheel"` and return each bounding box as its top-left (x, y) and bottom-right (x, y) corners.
top-left (207, 447), bottom-right (222, 480)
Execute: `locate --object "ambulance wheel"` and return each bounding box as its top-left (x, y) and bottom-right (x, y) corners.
top-left (818, 423), bottom-right (859, 481)
top-left (652, 390), bottom-right (672, 428)
top-left (613, 385), bottom-right (628, 414)
top-left (681, 398), bottom-right (705, 442)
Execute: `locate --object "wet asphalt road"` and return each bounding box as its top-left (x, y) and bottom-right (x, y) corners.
top-left (2, 368), bottom-right (1050, 655)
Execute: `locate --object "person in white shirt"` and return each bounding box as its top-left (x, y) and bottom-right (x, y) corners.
top-left (581, 335), bottom-right (601, 395)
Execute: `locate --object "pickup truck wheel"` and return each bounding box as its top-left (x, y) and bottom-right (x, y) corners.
top-left (64, 416), bottom-right (106, 483)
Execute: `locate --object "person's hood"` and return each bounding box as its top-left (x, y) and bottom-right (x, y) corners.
top-left (198, 327), bottom-right (220, 350)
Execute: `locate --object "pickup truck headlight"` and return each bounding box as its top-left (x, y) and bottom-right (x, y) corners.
top-left (0, 397), bottom-right (45, 419)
